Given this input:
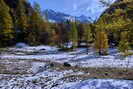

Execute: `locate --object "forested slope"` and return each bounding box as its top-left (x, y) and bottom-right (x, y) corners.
top-left (96, 0), bottom-right (133, 46)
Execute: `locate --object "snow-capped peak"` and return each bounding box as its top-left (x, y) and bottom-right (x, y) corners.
top-left (42, 9), bottom-right (92, 23)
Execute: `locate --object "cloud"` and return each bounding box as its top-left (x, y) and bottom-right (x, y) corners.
top-left (29, 0), bottom-right (116, 20)
top-left (73, 4), bottom-right (77, 11)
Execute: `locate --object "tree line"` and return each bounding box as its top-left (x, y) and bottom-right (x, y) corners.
top-left (0, 0), bottom-right (133, 56)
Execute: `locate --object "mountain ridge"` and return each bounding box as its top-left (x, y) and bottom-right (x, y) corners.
top-left (42, 9), bottom-right (93, 23)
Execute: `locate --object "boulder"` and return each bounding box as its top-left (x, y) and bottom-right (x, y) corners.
top-left (16, 43), bottom-right (28, 48)
top-left (63, 62), bottom-right (71, 67)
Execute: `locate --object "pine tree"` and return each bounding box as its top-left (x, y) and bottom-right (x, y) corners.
top-left (0, 0), bottom-right (14, 46)
top-left (16, 0), bottom-right (28, 42)
top-left (95, 17), bottom-right (109, 55)
top-left (27, 11), bottom-right (39, 45)
top-left (27, 2), bottom-right (48, 45)
top-left (118, 31), bottom-right (131, 71)
top-left (17, 0), bottom-right (28, 31)
top-left (69, 23), bottom-right (78, 49)
top-left (118, 31), bottom-right (130, 55)
top-left (84, 24), bottom-right (93, 50)
top-left (94, 31), bottom-right (109, 55)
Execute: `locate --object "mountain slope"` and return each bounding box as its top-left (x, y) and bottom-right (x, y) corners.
top-left (98, 0), bottom-right (133, 21)
top-left (96, 0), bottom-right (133, 45)
top-left (43, 9), bottom-right (92, 23)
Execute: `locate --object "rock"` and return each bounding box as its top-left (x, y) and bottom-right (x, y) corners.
top-left (63, 62), bottom-right (71, 67)
top-left (16, 43), bottom-right (28, 48)
top-left (104, 72), bottom-right (109, 76)
top-left (40, 49), bottom-right (46, 51)
top-left (50, 63), bottom-right (54, 67)
top-left (32, 62), bottom-right (53, 74)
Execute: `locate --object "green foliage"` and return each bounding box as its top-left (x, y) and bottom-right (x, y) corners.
top-left (94, 31), bottom-right (109, 55)
top-left (16, 0), bottom-right (28, 31)
top-left (118, 31), bottom-right (130, 54)
top-left (0, 0), bottom-right (133, 52)
top-left (84, 24), bottom-right (93, 43)
top-left (27, 2), bottom-right (50, 45)
top-left (69, 23), bottom-right (78, 49)
top-left (15, 0), bottom-right (29, 42)
top-left (0, 0), bottom-right (14, 46)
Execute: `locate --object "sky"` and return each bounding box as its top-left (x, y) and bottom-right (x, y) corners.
top-left (28, 0), bottom-right (115, 20)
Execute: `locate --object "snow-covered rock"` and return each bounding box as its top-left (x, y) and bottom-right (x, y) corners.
top-left (16, 43), bottom-right (28, 48)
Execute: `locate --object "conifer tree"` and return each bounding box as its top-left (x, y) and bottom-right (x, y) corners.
top-left (94, 31), bottom-right (109, 55)
top-left (118, 31), bottom-right (130, 55)
top-left (84, 24), bottom-right (93, 52)
top-left (95, 17), bottom-right (109, 55)
top-left (16, 0), bottom-right (28, 42)
top-left (69, 23), bottom-right (78, 49)
top-left (27, 2), bottom-right (47, 45)
top-left (17, 0), bottom-right (28, 31)
top-left (0, 0), bottom-right (14, 46)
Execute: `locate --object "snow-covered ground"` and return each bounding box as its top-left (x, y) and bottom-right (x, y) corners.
top-left (0, 61), bottom-right (86, 89)
top-left (0, 70), bottom-right (133, 89)
top-left (60, 79), bottom-right (133, 89)
top-left (1, 45), bottom-right (133, 89)
top-left (1, 45), bottom-right (133, 68)
top-left (1, 75), bottom-right (133, 89)
top-left (0, 59), bottom-right (133, 89)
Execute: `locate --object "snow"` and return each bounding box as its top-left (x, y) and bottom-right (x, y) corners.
top-left (2, 76), bottom-right (133, 89)
top-left (61, 79), bottom-right (133, 89)
top-left (0, 62), bottom-right (85, 89)
top-left (1, 45), bottom-right (133, 89)
top-left (12, 45), bottom-right (58, 53)
top-left (1, 46), bottom-right (133, 68)
top-left (0, 63), bottom-right (133, 89)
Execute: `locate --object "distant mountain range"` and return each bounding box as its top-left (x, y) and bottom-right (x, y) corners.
top-left (42, 9), bottom-right (93, 23)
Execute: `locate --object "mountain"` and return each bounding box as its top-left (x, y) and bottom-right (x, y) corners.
top-left (96, 0), bottom-right (133, 45)
top-left (29, 0), bottom-right (117, 21)
top-left (42, 9), bottom-right (92, 23)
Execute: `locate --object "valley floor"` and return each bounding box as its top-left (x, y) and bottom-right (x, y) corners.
top-left (1, 45), bottom-right (133, 68)
top-left (0, 45), bottom-right (133, 89)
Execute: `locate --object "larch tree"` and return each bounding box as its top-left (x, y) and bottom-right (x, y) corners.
top-left (95, 17), bottom-right (109, 55)
top-left (84, 24), bottom-right (93, 53)
top-left (118, 31), bottom-right (131, 71)
top-left (69, 22), bottom-right (78, 49)
top-left (16, 0), bottom-right (28, 42)
top-left (27, 2), bottom-right (41, 45)
top-left (94, 31), bottom-right (109, 55)
top-left (0, 0), bottom-right (14, 46)
top-left (118, 31), bottom-right (130, 56)
top-left (27, 2), bottom-right (48, 45)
